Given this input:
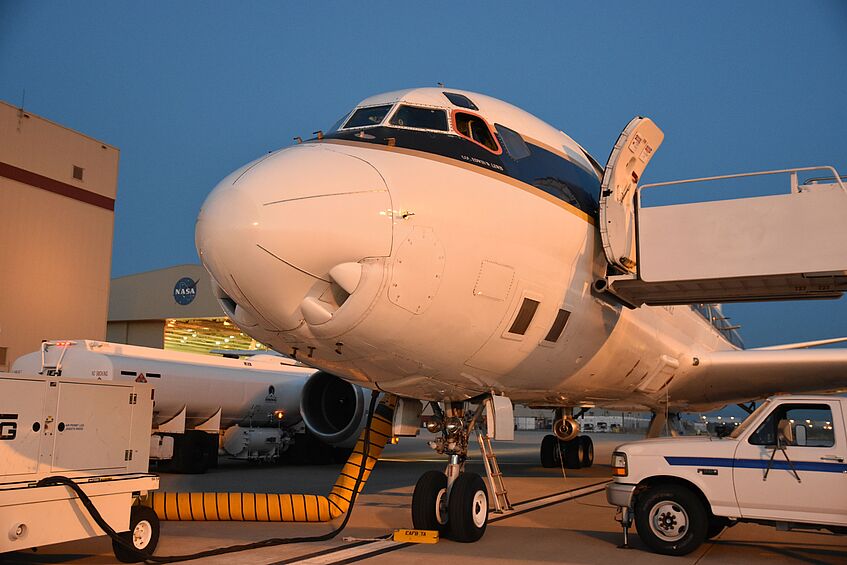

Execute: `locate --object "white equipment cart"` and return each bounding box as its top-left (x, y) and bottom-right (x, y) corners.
top-left (0, 372), bottom-right (160, 562)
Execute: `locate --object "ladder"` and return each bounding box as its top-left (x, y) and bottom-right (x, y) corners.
top-left (477, 433), bottom-right (512, 512)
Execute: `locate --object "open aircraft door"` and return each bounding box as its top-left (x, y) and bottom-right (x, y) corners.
top-left (598, 117), bottom-right (847, 307)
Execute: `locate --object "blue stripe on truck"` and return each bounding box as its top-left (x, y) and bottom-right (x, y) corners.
top-left (665, 456), bottom-right (847, 474)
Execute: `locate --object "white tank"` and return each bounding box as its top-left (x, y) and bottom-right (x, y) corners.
top-left (12, 340), bottom-right (315, 430)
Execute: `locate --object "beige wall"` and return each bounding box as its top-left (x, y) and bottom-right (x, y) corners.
top-left (108, 264), bottom-right (223, 322)
top-left (0, 101), bottom-right (119, 366)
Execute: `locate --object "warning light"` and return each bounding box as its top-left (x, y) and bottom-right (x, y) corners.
top-left (273, 410), bottom-right (285, 421)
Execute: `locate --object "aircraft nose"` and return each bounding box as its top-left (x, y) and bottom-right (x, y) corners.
top-left (196, 145), bottom-right (393, 330)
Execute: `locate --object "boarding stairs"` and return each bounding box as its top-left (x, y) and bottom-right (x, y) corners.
top-left (597, 117), bottom-right (847, 308)
top-left (477, 433), bottom-right (512, 513)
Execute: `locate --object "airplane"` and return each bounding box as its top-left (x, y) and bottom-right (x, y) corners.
top-left (193, 87), bottom-right (847, 542)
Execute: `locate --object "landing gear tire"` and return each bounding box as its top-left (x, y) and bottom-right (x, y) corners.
top-left (540, 434), bottom-right (561, 468)
top-left (634, 484), bottom-right (708, 556)
top-left (579, 435), bottom-right (594, 468)
top-left (412, 470), bottom-right (449, 534)
top-left (564, 438), bottom-right (583, 469)
top-left (447, 472), bottom-right (488, 542)
top-left (112, 505), bottom-right (160, 562)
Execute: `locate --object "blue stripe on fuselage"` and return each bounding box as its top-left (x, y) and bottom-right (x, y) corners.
top-left (665, 456), bottom-right (847, 473)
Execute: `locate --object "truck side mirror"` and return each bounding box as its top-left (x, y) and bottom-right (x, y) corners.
top-left (794, 424), bottom-right (807, 447)
top-left (777, 419), bottom-right (794, 447)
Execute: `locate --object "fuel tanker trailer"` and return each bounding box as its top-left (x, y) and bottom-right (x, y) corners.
top-left (12, 340), bottom-right (371, 473)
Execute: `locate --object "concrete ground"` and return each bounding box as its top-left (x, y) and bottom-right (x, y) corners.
top-left (4, 431), bottom-right (845, 564)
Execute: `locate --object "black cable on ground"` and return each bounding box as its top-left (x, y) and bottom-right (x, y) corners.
top-left (36, 390), bottom-right (382, 564)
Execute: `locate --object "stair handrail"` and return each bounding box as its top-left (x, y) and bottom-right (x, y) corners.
top-left (639, 165), bottom-right (845, 196)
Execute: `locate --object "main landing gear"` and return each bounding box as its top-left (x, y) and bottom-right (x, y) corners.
top-left (540, 408), bottom-right (594, 469)
top-left (412, 401), bottom-right (490, 542)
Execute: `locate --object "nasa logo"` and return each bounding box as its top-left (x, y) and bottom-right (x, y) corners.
top-left (173, 277), bottom-right (198, 305)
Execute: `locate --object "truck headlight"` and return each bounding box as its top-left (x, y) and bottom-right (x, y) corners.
top-left (611, 451), bottom-right (628, 477)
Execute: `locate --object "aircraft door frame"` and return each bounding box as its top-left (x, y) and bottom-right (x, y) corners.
top-left (598, 117), bottom-right (664, 274)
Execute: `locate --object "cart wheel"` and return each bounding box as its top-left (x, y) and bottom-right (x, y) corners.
top-left (113, 505), bottom-right (160, 563)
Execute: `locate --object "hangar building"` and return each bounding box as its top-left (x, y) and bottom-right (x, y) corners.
top-left (107, 264), bottom-right (268, 355)
top-left (0, 101), bottom-right (119, 370)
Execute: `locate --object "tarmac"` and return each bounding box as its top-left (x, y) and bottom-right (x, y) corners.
top-left (4, 431), bottom-right (846, 564)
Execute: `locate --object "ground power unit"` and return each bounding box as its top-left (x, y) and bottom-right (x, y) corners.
top-left (0, 373), bottom-right (160, 561)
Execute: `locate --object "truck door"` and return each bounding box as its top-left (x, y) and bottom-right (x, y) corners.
top-left (732, 400), bottom-right (847, 524)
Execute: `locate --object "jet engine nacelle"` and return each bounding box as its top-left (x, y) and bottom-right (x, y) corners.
top-left (553, 417), bottom-right (580, 442)
top-left (299, 371), bottom-right (370, 448)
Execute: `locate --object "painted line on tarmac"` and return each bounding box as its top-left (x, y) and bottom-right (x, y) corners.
top-left (275, 479), bottom-right (611, 565)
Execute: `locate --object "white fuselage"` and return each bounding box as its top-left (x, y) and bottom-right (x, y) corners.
top-left (195, 88), bottom-right (738, 412)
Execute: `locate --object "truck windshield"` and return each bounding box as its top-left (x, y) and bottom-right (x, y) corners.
top-left (343, 104), bottom-right (393, 129)
top-left (729, 399), bottom-right (771, 439)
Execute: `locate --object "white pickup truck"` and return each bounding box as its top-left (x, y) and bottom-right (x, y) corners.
top-left (606, 395), bottom-right (847, 555)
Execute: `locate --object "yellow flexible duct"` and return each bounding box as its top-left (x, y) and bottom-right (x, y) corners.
top-left (143, 395), bottom-right (396, 522)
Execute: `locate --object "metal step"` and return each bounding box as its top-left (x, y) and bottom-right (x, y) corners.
top-left (477, 433), bottom-right (512, 513)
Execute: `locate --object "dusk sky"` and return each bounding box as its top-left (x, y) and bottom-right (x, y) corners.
top-left (2, 1), bottom-right (846, 348)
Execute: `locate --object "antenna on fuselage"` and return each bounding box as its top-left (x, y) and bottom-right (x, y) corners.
top-left (437, 82), bottom-right (445, 87)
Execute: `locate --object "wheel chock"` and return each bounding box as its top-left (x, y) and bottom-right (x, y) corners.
top-left (392, 529), bottom-right (439, 543)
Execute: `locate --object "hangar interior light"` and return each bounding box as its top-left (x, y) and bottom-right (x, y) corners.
top-left (163, 317), bottom-right (268, 356)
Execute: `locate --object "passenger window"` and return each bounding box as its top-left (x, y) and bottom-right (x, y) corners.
top-left (389, 105), bottom-right (449, 131)
top-left (453, 112), bottom-right (501, 153)
top-left (496, 124), bottom-right (531, 160)
top-left (543, 309), bottom-right (571, 343)
top-left (748, 404), bottom-right (835, 447)
top-left (508, 298), bottom-right (540, 335)
top-left (343, 104), bottom-right (393, 129)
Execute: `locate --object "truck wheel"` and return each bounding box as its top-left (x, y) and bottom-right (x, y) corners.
top-left (540, 434), bottom-right (561, 467)
top-left (411, 470), bottom-right (449, 533)
top-left (634, 484), bottom-right (708, 556)
top-left (447, 472), bottom-right (488, 542)
top-left (706, 516), bottom-right (730, 539)
top-left (579, 435), bottom-right (594, 467)
top-left (183, 431), bottom-right (211, 474)
top-left (113, 505), bottom-right (160, 562)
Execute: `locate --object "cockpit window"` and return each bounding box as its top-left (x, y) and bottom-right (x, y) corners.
top-left (443, 92), bottom-right (479, 110)
top-left (328, 114), bottom-right (348, 133)
top-left (453, 111), bottom-right (501, 153)
top-left (495, 124), bottom-right (531, 160)
top-left (343, 104), bottom-right (393, 129)
top-left (389, 105), bottom-right (449, 131)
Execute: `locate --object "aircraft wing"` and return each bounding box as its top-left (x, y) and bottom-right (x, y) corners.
top-left (671, 348), bottom-right (847, 407)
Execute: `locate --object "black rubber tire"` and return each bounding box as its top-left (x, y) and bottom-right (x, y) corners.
top-left (564, 438), bottom-right (583, 469)
top-left (332, 446), bottom-right (355, 464)
top-left (579, 435), bottom-right (594, 468)
top-left (411, 470), bottom-right (449, 533)
top-left (706, 515), bottom-right (730, 539)
top-left (113, 505), bottom-right (160, 562)
top-left (540, 434), bottom-right (560, 468)
top-left (447, 472), bottom-right (489, 542)
top-left (634, 484), bottom-right (708, 556)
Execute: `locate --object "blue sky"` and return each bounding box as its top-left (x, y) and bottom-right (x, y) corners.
top-left (2, 1), bottom-right (846, 348)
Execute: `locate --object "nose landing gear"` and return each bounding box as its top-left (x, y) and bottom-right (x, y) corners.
top-left (412, 401), bottom-right (489, 542)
